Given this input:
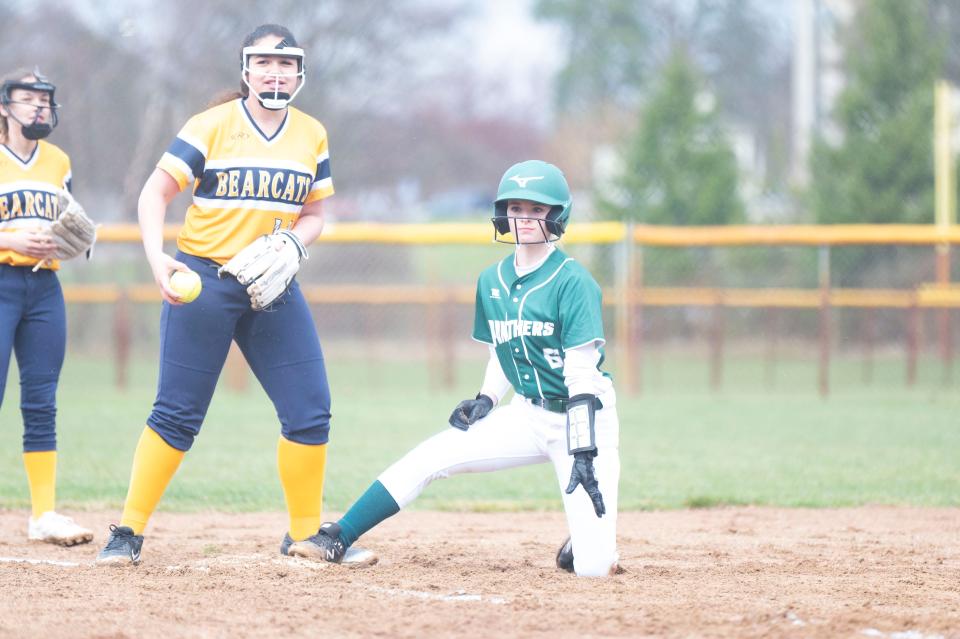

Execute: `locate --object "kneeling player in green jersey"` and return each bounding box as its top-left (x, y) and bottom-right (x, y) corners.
top-left (288, 160), bottom-right (620, 577)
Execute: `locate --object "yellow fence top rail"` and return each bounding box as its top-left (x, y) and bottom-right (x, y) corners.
top-left (632, 224), bottom-right (960, 246)
top-left (95, 222), bottom-right (626, 245)
top-left (95, 222), bottom-right (960, 246)
top-left (628, 287), bottom-right (916, 308)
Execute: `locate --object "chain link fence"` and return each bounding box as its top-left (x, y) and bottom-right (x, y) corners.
top-left (55, 223), bottom-right (960, 394)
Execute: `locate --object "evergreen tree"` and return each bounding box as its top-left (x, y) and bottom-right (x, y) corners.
top-left (810, 0), bottom-right (944, 225)
top-left (609, 49), bottom-right (743, 226)
top-left (534, 0), bottom-right (650, 114)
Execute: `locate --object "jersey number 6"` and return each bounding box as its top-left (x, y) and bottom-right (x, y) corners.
top-left (543, 348), bottom-right (564, 369)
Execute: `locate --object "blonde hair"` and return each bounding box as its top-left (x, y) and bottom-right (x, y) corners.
top-left (0, 68), bottom-right (37, 143)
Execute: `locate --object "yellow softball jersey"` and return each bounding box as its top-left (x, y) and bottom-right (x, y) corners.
top-left (0, 141), bottom-right (71, 269)
top-left (157, 98), bottom-right (334, 264)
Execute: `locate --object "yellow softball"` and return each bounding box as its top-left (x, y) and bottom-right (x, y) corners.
top-left (169, 269), bottom-right (202, 303)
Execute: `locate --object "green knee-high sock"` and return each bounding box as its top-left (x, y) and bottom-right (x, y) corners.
top-left (337, 480), bottom-right (400, 547)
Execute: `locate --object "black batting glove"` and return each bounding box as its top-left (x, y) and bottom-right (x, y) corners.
top-left (565, 449), bottom-right (606, 517)
top-left (448, 394), bottom-right (494, 431)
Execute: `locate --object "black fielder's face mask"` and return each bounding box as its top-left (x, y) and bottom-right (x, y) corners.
top-left (1, 79), bottom-right (60, 140)
top-left (491, 207), bottom-right (563, 245)
top-left (20, 119), bottom-right (54, 140)
top-left (491, 198), bottom-right (566, 244)
top-left (491, 216), bottom-right (558, 245)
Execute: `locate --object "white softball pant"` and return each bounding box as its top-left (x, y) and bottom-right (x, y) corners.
top-left (378, 392), bottom-right (620, 577)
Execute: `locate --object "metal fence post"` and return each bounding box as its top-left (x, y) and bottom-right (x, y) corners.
top-left (634, 240), bottom-right (643, 395)
top-left (818, 245), bottom-right (831, 397)
top-left (113, 289), bottom-right (130, 391)
top-left (765, 307), bottom-right (778, 389)
top-left (862, 307), bottom-right (875, 385)
top-left (440, 286), bottom-right (456, 389)
top-left (936, 246), bottom-right (953, 385)
top-left (710, 292), bottom-right (725, 391)
top-left (907, 296), bottom-right (919, 386)
top-left (615, 222), bottom-right (636, 395)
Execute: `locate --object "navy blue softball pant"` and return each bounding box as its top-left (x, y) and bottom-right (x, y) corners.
top-left (0, 264), bottom-right (66, 452)
top-left (147, 252), bottom-right (331, 451)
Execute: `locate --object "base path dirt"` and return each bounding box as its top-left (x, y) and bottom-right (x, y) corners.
top-left (0, 507), bottom-right (957, 638)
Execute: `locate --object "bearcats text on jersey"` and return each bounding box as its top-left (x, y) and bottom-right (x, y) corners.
top-left (0, 189), bottom-right (60, 221)
top-left (196, 167), bottom-right (314, 206)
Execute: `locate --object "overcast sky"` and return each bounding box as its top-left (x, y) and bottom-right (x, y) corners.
top-left (462, 0), bottom-right (565, 113)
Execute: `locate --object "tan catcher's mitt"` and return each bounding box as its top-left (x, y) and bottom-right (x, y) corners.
top-left (218, 230), bottom-right (308, 310)
top-left (47, 189), bottom-right (96, 259)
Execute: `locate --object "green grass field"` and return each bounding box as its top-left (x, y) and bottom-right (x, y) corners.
top-left (1, 349), bottom-right (958, 512)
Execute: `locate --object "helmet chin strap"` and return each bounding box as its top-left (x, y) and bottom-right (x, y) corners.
top-left (258, 93), bottom-right (289, 111)
top-left (241, 72), bottom-right (305, 110)
top-left (6, 109), bottom-right (55, 140)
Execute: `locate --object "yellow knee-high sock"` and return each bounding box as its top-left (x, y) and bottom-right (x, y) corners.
top-left (277, 436), bottom-right (327, 541)
top-left (23, 451), bottom-right (57, 518)
top-left (120, 427), bottom-right (185, 535)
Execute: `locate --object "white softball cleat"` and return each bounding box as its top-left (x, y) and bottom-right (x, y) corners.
top-left (28, 511), bottom-right (94, 546)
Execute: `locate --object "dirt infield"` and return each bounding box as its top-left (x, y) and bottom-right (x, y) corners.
top-left (0, 507), bottom-right (957, 638)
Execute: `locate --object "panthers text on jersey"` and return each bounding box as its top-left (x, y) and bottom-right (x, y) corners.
top-left (0, 141), bottom-right (71, 269)
top-left (157, 98), bottom-right (334, 264)
top-left (472, 248), bottom-right (612, 399)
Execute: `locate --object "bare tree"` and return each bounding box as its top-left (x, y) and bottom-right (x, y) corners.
top-left (1, 0), bottom-right (566, 221)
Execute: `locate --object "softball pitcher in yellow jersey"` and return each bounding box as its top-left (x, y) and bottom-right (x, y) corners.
top-left (97, 24), bottom-right (344, 565)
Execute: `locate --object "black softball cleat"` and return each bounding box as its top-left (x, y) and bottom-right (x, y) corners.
top-left (96, 524), bottom-right (144, 565)
top-left (556, 536), bottom-right (574, 573)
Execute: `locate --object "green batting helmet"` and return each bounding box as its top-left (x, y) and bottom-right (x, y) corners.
top-left (493, 160), bottom-right (572, 238)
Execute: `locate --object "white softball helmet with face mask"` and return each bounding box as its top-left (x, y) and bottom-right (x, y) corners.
top-left (241, 39), bottom-right (305, 110)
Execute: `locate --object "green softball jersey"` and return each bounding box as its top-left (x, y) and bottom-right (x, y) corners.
top-left (472, 248), bottom-right (610, 399)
